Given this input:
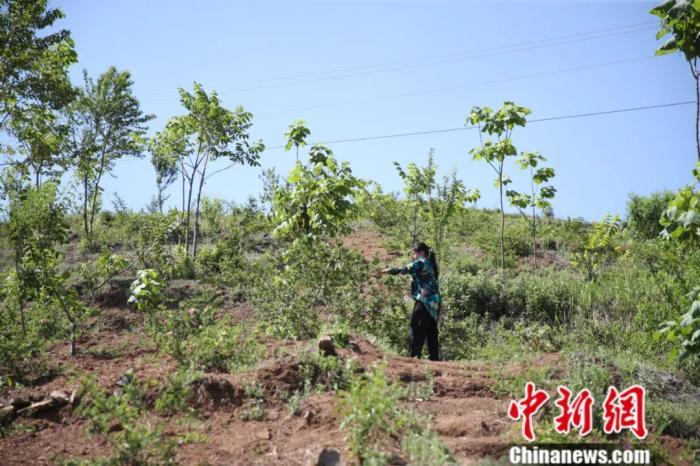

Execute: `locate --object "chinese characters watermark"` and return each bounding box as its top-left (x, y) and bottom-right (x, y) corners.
top-left (508, 383), bottom-right (647, 442)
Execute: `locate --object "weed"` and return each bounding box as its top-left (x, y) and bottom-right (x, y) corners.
top-left (241, 382), bottom-right (266, 421)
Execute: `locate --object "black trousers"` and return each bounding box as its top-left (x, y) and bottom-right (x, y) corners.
top-left (408, 300), bottom-right (440, 361)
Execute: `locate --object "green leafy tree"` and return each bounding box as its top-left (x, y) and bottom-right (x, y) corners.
top-left (0, 0), bottom-right (76, 133)
top-left (149, 145), bottom-right (178, 214)
top-left (394, 150), bottom-right (437, 244)
top-left (570, 214), bottom-right (622, 281)
top-left (468, 102), bottom-right (532, 268)
top-left (284, 119), bottom-right (310, 161)
top-left (66, 67), bottom-right (153, 240)
top-left (661, 162), bottom-right (700, 242)
top-left (258, 167), bottom-right (280, 214)
top-left (4, 182), bottom-right (86, 356)
top-left (428, 170), bottom-right (480, 262)
top-left (651, 0), bottom-right (700, 159)
top-left (150, 83), bottom-right (264, 259)
top-left (626, 191), bottom-right (675, 239)
top-left (273, 143), bottom-right (364, 241)
top-left (7, 105), bottom-right (69, 186)
top-left (659, 163), bottom-right (700, 358)
top-left (395, 150), bottom-right (479, 258)
top-left (507, 151), bottom-right (556, 267)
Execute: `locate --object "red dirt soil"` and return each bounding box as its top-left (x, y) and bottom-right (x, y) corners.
top-left (1, 327), bottom-right (693, 465)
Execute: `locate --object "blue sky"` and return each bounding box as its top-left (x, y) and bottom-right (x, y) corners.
top-left (56, 0), bottom-right (694, 220)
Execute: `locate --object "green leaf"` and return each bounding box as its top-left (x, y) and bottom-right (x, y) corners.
top-left (657, 37), bottom-right (679, 55)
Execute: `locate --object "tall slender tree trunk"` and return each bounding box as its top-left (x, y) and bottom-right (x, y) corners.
top-left (88, 155), bottom-right (106, 237)
top-left (82, 175), bottom-right (89, 237)
top-left (412, 193), bottom-right (419, 244)
top-left (19, 299), bottom-right (26, 336)
top-left (56, 294), bottom-right (77, 356)
top-left (531, 166), bottom-right (537, 269)
top-left (185, 178), bottom-right (194, 255)
top-left (498, 161), bottom-right (505, 269)
top-left (693, 71), bottom-right (700, 161)
top-left (179, 161), bottom-right (186, 247)
top-left (192, 153), bottom-right (210, 260)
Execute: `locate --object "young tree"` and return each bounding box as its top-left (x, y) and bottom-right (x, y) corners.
top-left (507, 151), bottom-right (556, 267)
top-left (428, 170), bottom-right (480, 262)
top-left (150, 83), bottom-right (264, 258)
top-left (4, 181), bottom-right (86, 356)
top-left (395, 150), bottom-right (479, 257)
top-left (150, 146), bottom-right (178, 214)
top-left (467, 102), bottom-right (531, 268)
top-left (66, 67), bottom-right (153, 239)
top-left (8, 106), bottom-right (69, 186)
top-left (258, 167), bottom-right (280, 215)
top-left (284, 120), bottom-right (310, 162)
top-left (651, 0), bottom-right (700, 160)
top-left (659, 162), bottom-right (700, 359)
top-left (0, 0), bottom-right (76, 133)
top-left (393, 151), bottom-right (437, 244)
top-left (274, 143), bottom-right (364, 241)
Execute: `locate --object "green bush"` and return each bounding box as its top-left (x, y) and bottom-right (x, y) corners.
top-left (626, 191), bottom-right (675, 240)
top-left (472, 220), bottom-right (531, 267)
top-left (441, 269), bottom-right (574, 323)
top-left (339, 366), bottom-right (453, 464)
top-left (155, 367), bottom-right (201, 415)
top-left (183, 320), bottom-right (264, 372)
top-left (339, 366), bottom-right (415, 463)
top-left (74, 376), bottom-right (177, 466)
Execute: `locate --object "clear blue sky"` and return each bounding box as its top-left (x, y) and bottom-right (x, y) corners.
top-left (56, 0), bottom-right (694, 220)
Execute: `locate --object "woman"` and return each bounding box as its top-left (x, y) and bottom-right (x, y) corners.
top-left (376, 241), bottom-right (441, 361)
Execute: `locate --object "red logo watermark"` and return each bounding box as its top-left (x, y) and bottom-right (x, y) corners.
top-left (508, 383), bottom-right (647, 442)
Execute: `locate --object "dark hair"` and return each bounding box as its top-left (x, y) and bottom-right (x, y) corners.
top-left (412, 241), bottom-right (439, 280)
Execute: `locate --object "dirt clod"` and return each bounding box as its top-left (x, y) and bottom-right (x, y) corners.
top-left (9, 396), bottom-right (29, 409)
top-left (0, 406), bottom-right (14, 423)
top-left (316, 447), bottom-right (342, 466)
top-left (194, 375), bottom-right (243, 409)
top-left (318, 335), bottom-right (336, 356)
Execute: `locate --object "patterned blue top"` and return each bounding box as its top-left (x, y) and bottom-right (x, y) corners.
top-left (388, 257), bottom-right (441, 321)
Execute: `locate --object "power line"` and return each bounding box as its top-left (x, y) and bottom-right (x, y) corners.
top-left (204, 99), bottom-right (691, 180)
top-left (221, 21), bottom-right (658, 88)
top-left (141, 22), bottom-right (656, 102)
top-left (142, 21), bottom-right (655, 98)
top-left (258, 55), bottom-right (655, 115)
top-left (271, 100), bottom-right (696, 148)
top-left (205, 99), bottom-right (694, 179)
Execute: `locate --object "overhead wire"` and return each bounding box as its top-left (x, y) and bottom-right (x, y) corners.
top-left (204, 100), bottom-right (694, 179)
top-left (257, 55), bottom-right (656, 115)
top-left (140, 22), bottom-right (656, 102)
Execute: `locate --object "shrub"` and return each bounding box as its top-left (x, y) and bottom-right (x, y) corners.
top-left (155, 367), bottom-right (201, 415)
top-left (340, 366), bottom-right (415, 463)
top-left (297, 351), bottom-right (356, 392)
top-left (182, 320), bottom-right (264, 372)
top-left (74, 376), bottom-right (177, 466)
top-left (339, 366), bottom-right (453, 464)
top-left (626, 191), bottom-right (675, 240)
top-left (441, 269), bottom-right (574, 323)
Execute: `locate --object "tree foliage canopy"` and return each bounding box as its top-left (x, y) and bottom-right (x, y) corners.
top-left (274, 144), bottom-right (365, 241)
top-left (0, 0), bottom-right (77, 130)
